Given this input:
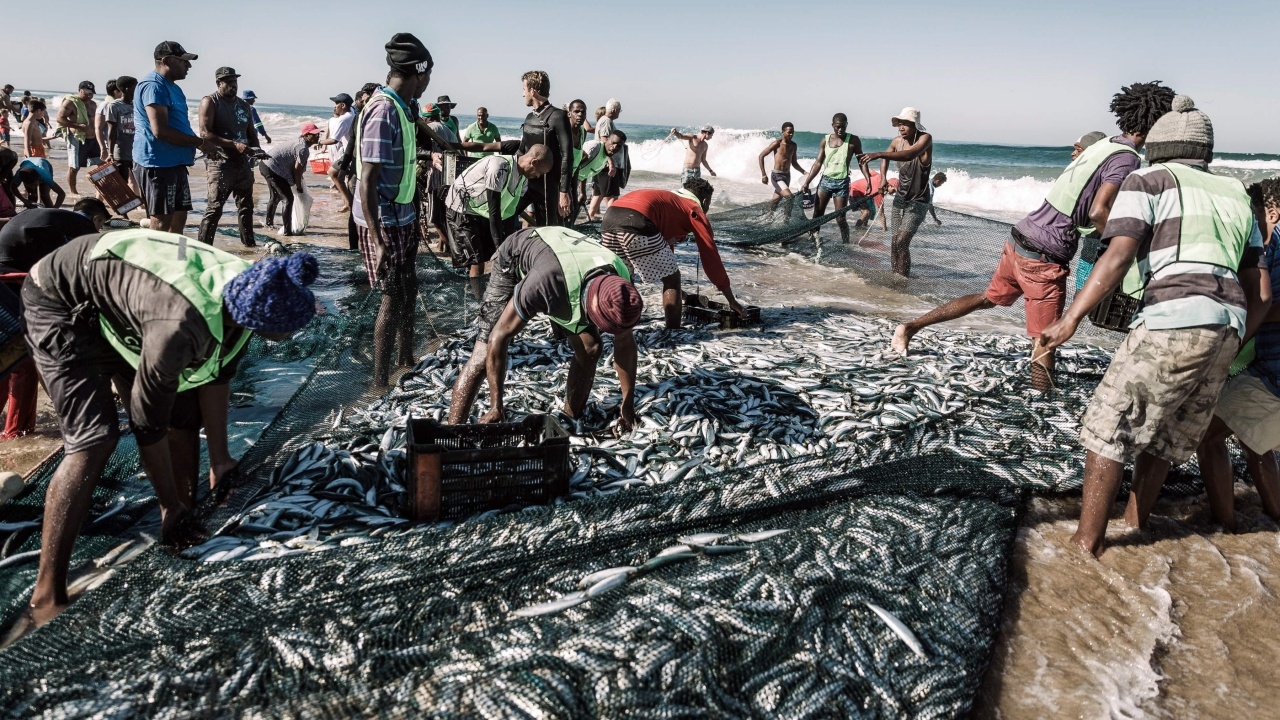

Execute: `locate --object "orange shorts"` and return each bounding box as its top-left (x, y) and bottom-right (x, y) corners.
top-left (984, 240), bottom-right (1068, 338)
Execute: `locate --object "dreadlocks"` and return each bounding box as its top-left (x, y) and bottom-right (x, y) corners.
top-left (1110, 81), bottom-right (1177, 136)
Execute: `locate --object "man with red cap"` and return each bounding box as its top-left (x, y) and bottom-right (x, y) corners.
top-left (448, 227), bottom-right (644, 431)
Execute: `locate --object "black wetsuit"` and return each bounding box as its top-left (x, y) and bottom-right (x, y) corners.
top-left (517, 102), bottom-right (573, 227)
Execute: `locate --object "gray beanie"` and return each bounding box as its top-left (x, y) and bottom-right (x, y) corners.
top-left (1144, 95), bottom-right (1213, 164)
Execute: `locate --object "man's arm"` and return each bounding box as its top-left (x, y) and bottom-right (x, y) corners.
top-left (104, 113), bottom-right (118, 161)
top-left (801, 142), bottom-right (827, 189)
top-left (929, 205), bottom-right (942, 225)
top-left (791, 142), bottom-right (807, 174)
top-left (1039, 234), bottom-right (1142, 350)
top-left (551, 111), bottom-right (575, 198)
top-left (196, 381), bottom-right (238, 487)
top-left (198, 98), bottom-right (241, 158)
top-left (95, 107), bottom-right (109, 154)
top-left (861, 133), bottom-right (932, 163)
top-left (758, 139), bottom-right (780, 183)
top-left (851, 136), bottom-right (873, 194)
top-left (669, 128), bottom-right (691, 141)
top-left (414, 119), bottom-right (457, 152)
top-left (1087, 182), bottom-right (1122, 237)
top-left (49, 182), bottom-right (66, 208)
top-left (55, 99), bottom-right (82, 131)
top-left (486, 189), bottom-right (504, 245)
top-left (480, 302), bottom-right (527, 423)
top-left (147, 105), bottom-right (206, 149)
top-left (293, 156), bottom-right (306, 191)
top-left (701, 151), bottom-right (716, 177)
top-left (613, 329), bottom-right (638, 431)
top-left (1241, 266), bottom-right (1271, 343)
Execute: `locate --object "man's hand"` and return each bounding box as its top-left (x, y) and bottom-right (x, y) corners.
top-left (708, 170), bottom-right (717, 177)
top-left (1038, 316), bottom-right (1080, 352)
top-left (934, 218), bottom-right (943, 227)
top-left (761, 175), bottom-right (768, 185)
top-left (263, 135), bottom-right (272, 144)
top-left (617, 405), bottom-right (637, 434)
top-left (727, 297), bottom-right (748, 318)
top-left (232, 141), bottom-right (248, 155)
top-left (559, 192), bottom-right (572, 219)
top-left (856, 152), bottom-right (879, 164)
top-left (608, 165), bottom-right (616, 177)
top-left (479, 407), bottom-right (505, 424)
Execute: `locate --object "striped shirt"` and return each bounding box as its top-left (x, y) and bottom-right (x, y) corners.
top-left (352, 89), bottom-right (417, 229)
top-left (1102, 159), bottom-right (1264, 338)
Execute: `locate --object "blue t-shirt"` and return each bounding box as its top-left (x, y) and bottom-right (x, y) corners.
top-left (132, 71), bottom-right (195, 168)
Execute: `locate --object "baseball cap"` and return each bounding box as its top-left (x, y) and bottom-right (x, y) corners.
top-left (242, 90), bottom-right (257, 100)
top-left (154, 41), bottom-right (198, 62)
top-left (299, 121), bottom-right (323, 136)
top-left (700, 125), bottom-right (714, 134)
top-left (330, 93), bottom-right (354, 105)
top-left (78, 80), bottom-right (96, 93)
top-left (215, 67), bottom-right (240, 81)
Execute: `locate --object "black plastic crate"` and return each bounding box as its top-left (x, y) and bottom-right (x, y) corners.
top-left (1088, 289), bottom-right (1142, 333)
top-left (683, 293), bottom-right (761, 330)
top-left (405, 414), bottom-right (570, 521)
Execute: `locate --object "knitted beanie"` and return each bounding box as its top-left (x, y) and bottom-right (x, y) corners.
top-left (385, 33), bottom-right (433, 74)
top-left (585, 275), bottom-right (643, 334)
top-left (223, 253), bottom-right (319, 334)
top-left (1144, 95), bottom-right (1214, 164)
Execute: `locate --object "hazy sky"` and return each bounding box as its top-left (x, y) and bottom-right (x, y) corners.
top-left (5, 0), bottom-right (1278, 152)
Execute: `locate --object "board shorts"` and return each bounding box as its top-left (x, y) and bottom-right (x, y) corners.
top-left (817, 176), bottom-right (849, 198)
top-left (67, 135), bottom-right (101, 169)
top-left (446, 207), bottom-right (502, 269)
top-left (23, 275), bottom-right (210, 453)
top-left (1080, 323), bottom-right (1239, 465)
top-left (681, 167), bottom-right (701, 185)
top-left (984, 240), bottom-right (1068, 338)
top-left (356, 221), bottom-right (420, 289)
top-left (1214, 373), bottom-right (1280, 454)
top-left (132, 165), bottom-right (192, 217)
top-left (769, 171), bottom-right (791, 194)
top-left (593, 170), bottom-right (622, 199)
top-left (599, 229), bottom-right (679, 284)
top-left (890, 197), bottom-right (929, 236)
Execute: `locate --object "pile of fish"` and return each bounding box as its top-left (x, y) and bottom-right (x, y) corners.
top-left (185, 310), bottom-right (1111, 562)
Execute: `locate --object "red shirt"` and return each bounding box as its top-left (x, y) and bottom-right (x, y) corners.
top-left (607, 189), bottom-right (730, 290)
top-left (850, 173), bottom-right (898, 208)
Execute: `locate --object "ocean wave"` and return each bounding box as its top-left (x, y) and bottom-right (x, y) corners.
top-left (629, 127), bottom-right (790, 186)
top-left (932, 169), bottom-right (1049, 222)
top-left (1213, 158), bottom-right (1280, 170)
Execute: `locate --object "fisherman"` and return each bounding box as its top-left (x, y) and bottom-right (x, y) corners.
top-left (56, 81), bottom-right (98, 195)
top-left (260, 123), bottom-right (322, 236)
top-left (857, 107), bottom-right (933, 276)
top-left (241, 89), bottom-right (271, 144)
top-left (600, 178), bottom-right (746, 328)
top-left (577, 130), bottom-right (625, 222)
top-left (0, 198), bottom-right (110, 439)
top-left (892, 83), bottom-right (1175, 391)
top-left (353, 32), bottom-right (434, 388)
top-left (462, 106), bottom-right (501, 158)
top-left (105, 76), bottom-right (140, 202)
top-left (339, 83), bottom-right (380, 250)
top-left (799, 113), bottom-right (872, 245)
top-left (1072, 131), bottom-right (1107, 160)
top-left (445, 145), bottom-right (553, 295)
top-left (196, 67), bottom-right (261, 247)
top-left (17, 229), bottom-right (319, 632)
top-left (566, 99), bottom-right (589, 220)
top-left (670, 125), bottom-right (716, 184)
top-left (515, 71), bottom-right (574, 227)
top-left (13, 157), bottom-right (66, 209)
top-left (757, 122), bottom-right (808, 212)
top-left (447, 227), bottom-right (643, 430)
top-left (1195, 177), bottom-right (1280, 528)
top-left (1038, 96), bottom-right (1271, 558)
top-left (434, 95), bottom-right (460, 139)
top-left (316, 93), bottom-right (356, 212)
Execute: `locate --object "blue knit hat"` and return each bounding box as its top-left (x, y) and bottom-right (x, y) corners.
top-left (223, 254), bottom-right (319, 333)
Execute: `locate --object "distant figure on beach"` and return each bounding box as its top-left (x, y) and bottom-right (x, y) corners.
top-left (800, 113), bottom-right (871, 245)
top-left (892, 82), bottom-right (1173, 392)
top-left (316, 92), bottom-right (356, 212)
top-left (134, 41), bottom-right (214, 233)
top-left (516, 70), bottom-right (574, 227)
top-left (671, 125), bottom-right (716, 184)
top-left (858, 107), bottom-right (932, 276)
top-left (56, 81), bottom-right (98, 195)
top-left (241, 90), bottom-right (271, 144)
top-left (0, 85), bottom-right (15, 147)
top-left (338, 83), bottom-right (379, 250)
top-left (434, 95), bottom-right (460, 139)
top-left (590, 100), bottom-right (628, 220)
top-left (21, 100), bottom-right (50, 158)
top-left (462, 106), bottom-right (501, 158)
top-left (197, 66), bottom-right (260, 247)
top-left (1038, 95), bottom-right (1270, 558)
top-left (1072, 131), bottom-right (1107, 160)
top-left (577, 131), bottom-right (626, 222)
top-left (104, 77), bottom-right (140, 202)
top-left (758, 122), bottom-right (807, 211)
top-left (93, 80), bottom-right (120, 176)
top-left (260, 122), bottom-right (321, 236)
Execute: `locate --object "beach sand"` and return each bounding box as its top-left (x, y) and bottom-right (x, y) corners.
top-left (5, 145), bottom-right (1279, 719)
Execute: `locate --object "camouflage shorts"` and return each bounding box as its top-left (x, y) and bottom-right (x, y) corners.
top-left (1079, 323), bottom-right (1240, 465)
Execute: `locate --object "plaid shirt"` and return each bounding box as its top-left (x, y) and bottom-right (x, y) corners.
top-left (352, 88), bottom-right (417, 229)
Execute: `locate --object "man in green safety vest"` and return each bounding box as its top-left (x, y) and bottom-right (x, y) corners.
top-left (891, 82), bottom-right (1177, 391)
top-left (1039, 96), bottom-right (1272, 558)
top-left (572, 130), bottom-right (625, 223)
top-left (800, 113), bottom-right (873, 246)
top-left (15, 229), bottom-right (319, 632)
top-left (448, 227), bottom-right (644, 431)
top-left (444, 145), bottom-right (553, 296)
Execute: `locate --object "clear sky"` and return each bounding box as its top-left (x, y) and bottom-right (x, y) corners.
top-left (5, 0), bottom-right (1278, 153)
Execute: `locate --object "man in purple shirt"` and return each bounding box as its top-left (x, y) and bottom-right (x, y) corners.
top-left (890, 82), bottom-right (1175, 390)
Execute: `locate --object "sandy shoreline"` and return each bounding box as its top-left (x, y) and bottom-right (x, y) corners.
top-left (4, 144), bottom-right (1279, 718)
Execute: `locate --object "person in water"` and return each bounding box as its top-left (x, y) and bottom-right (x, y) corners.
top-left (800, 113), bottom-right (872, 245)
top-left (758, 122), bottom-right (807, 213)
top-left (891, 83), bottom-right (1174, 392)
top-left (858, 107), bottom-right (933, 276)
top-left (670, 126), bottom-right (716, 185)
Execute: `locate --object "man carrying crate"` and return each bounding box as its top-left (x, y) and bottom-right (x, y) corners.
top-left (448, 227), bottom-right (643, 431)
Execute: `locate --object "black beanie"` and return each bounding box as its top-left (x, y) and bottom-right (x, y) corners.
top-left (385, 33), bottom-right (433, 74)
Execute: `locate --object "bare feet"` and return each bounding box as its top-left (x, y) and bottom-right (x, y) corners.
top-left (1070, 531), bottom-right (1105, 558)
top-left (891, 324), bottom-right (915, 354)
top-left (0, 605), bottom-right (46, 648)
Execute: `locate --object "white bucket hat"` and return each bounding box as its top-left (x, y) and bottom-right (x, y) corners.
top-left (891, 107), bottom-right (926, 132)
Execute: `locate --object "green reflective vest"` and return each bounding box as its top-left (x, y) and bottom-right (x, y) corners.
top-left (572, 125), bottom-right (588, 171)
top-left (1121, 162), bottom-right (1254, 299)
top-left (529, 227), bottom-right (632, 334)
top-left (575, 141), bottom-right (609, 182)
top-left (355, 88), bottom-right (417, 205)
top-left (1045, 139), bottom-right (1138, 237)
top-left (468, 156), bottom-right (526, 220)
top-left (821, 133), bottom-right (852, 180)
top-left (88, 229), bottom-right (254, 392)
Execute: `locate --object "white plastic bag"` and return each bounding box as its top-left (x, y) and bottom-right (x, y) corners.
top-left (281, 186), bottom-right (313, 236)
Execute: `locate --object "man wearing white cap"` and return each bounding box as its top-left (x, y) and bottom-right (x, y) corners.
top-left (858, 107), bottom-right (933, 277)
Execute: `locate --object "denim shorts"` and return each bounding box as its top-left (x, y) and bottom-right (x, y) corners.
top-left (818, 175), bottom-right (849, 198)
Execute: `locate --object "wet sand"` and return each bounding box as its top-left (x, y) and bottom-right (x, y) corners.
top-left (8, 146), bottom-right (1280, 719)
